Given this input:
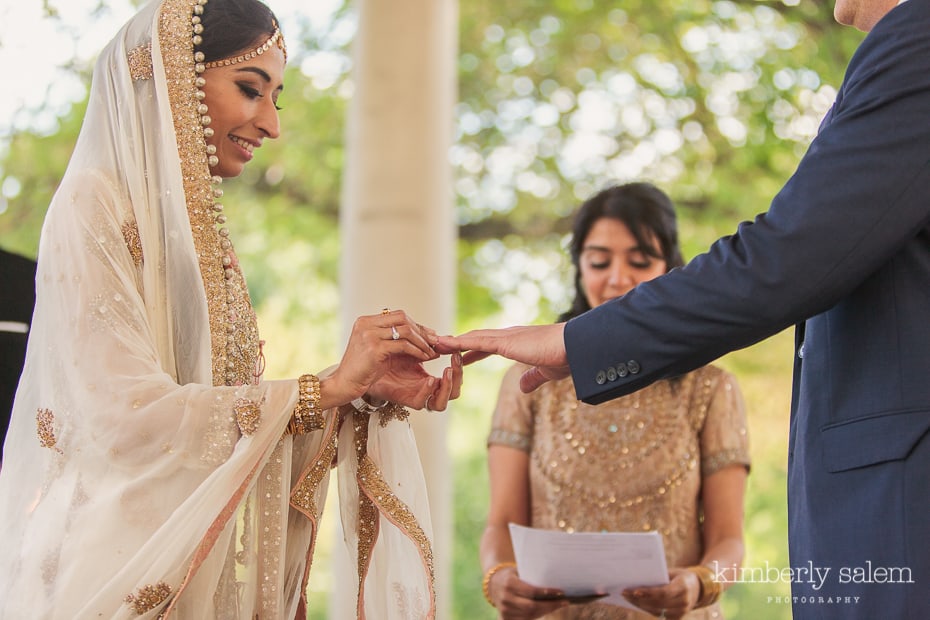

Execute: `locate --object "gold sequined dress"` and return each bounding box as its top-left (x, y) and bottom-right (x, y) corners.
top-left (489, 364), bottom-right (750, 619)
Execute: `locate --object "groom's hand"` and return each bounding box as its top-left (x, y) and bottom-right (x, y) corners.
top-left (435, 323), bottom-right (570, 392)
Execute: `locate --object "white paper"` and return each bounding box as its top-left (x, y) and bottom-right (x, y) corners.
top-left (509, 523), bottom-right (670, 609)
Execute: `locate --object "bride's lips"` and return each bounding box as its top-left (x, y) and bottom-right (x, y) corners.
top-left (229, 135), bottom-right (257, 159)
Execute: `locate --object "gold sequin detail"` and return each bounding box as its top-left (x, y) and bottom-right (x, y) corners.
top-left (121, 219), bottom-right (143, 266)
top-left (124, 581), bottom-right (172, 615)
top-left (487, 428), bottom-right (531, 451)
top-left (357, 456), bottom-right (435, 597)
top-left (127, 42), bottom-right (153, 81)
top-left (356, 477), bottom-right (379, 603)
top-left (159, 0), bottom-right (260, 388)
top-left (36, 408), bottom-right (60, 452)
top-left (290, 374), bottom-right (323, 434)
top-left (377, 402), bottom-right (410, 427)
top-left (490, 365), bottom-right (750, 546)
top-left (354, 413), bottom-right (436, 608)
top-left (703, 448), bottom-right (750, 477)
top-left (290, 423), bottom-right (339, 517)
top-left (233, 397), bottom-right (262, 435)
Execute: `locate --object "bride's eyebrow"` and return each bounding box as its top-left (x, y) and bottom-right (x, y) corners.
top-left (234, 66), bottom-right (284, 92)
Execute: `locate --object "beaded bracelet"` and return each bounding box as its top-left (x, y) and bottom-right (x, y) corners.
top-left (688, 565), bottom-right (722, 608)
top-left (482, 561), bottom-right (517, 607)
top-left (285, 374), bottom-right (323, 435)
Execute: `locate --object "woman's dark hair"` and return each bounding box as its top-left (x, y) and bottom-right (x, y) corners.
top-left (558, 182), bottom-right (684, 322)
top-left (199, 0), bottom-right (280, 64)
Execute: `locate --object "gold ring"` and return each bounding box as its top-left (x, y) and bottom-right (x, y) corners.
top-left (381, 307), bottom-right (390, 315)
top-left (424, 394), bottom-right (433, 412)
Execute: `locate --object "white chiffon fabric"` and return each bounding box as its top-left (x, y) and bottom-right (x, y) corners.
top-left (0, 0), bottom-right (434, 618)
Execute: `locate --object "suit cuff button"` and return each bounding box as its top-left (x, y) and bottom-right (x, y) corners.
top-left (595, 370), bottom-right (607, 385)
top-left (606, 367), bottom-right (618, 381)
top-left (616, 362), bottom-right (628, 377)
top-left (627, 360), bottom-right (641, 374)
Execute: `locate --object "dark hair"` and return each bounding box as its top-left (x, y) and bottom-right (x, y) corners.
top-left (198, 0), bottom-right (280, 64)
top-left (558, 182), bottom-right (684, 322)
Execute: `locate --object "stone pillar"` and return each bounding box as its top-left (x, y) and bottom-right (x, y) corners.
top-left (333, 0), bottom-right (457, 618)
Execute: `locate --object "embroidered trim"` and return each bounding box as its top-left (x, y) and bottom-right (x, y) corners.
top-left (353, 412), bottom-right (436, 617)
top-left (291, 424), bottom-right (339, 517)
top-left (702, 448), bottom-right (751, 477)
top-left (127, 42), bottom-right (153, 81)
top-left (377, 402), bottom-right (410, 427)
top-left (124, 581), bottom-right (172, 615)
top-left (121, 219), bottom-right (144, 265)
top-left (160, 0), bottom-right (230, 387)
top-left (233, 397), bottom-right (262, 435)
top-left (36, 408), bottom-right (61, 453)
top-left (487, 428), bottom-right (531, 452)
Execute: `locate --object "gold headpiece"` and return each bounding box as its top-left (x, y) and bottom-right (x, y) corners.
top-left (203, 25), bottom-right (287, 69)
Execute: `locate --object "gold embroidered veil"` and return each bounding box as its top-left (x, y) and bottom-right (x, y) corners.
top-left (0, 0), bottom-right (435, 617)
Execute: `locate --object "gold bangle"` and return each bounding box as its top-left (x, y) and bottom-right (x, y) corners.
top-left (286, 374), bottom-right (322, 435)
top-left (688, 565), bottom-right (722, 608)
top-left (482, 561), bottom-right (517, 608)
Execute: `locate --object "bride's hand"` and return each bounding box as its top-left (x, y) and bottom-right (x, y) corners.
top-left (368, 350), bottom-right (463, 411)
top-left (323, 309), bottom-right (441, 408)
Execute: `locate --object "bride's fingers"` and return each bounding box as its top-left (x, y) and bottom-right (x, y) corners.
top-left (426, 354), bottom-right (464, 411)
top-left (462, 350), bottom-right (492, 365)
top-left (378, 316), bottom-right (438, 358)
top-left (449, 353), bottom-right (463, 400)
top-left (425, 367), bottom-right (454, 412)
top-left (415, 321), bottom-right (439, 341)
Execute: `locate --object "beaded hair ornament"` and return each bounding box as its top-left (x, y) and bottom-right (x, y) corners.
top-left (202, 24), bottom-right (287, 69)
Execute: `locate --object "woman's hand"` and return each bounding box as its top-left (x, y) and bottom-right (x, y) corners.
top-left (622, 568), bottom-right (701, 619)
top-left (486, 565), bottom-right (569, 620)
top-left (367, 349), bottom-right (463, 411)
top-left (324, 309), bottom-right (461, 410)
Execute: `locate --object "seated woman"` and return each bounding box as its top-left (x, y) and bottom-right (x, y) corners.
top-left (480, 182), bottom-right (750, 620)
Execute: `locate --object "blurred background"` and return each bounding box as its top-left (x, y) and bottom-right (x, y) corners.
top-left (0, 0), bottom-right (864, 617)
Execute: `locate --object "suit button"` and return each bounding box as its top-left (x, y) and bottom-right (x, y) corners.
top-left (798, 344), bottom-right (805, 359)
top-left (627, 360), bottom-right (641, 374)
top-left (606, 367), bottom-right (618, 381)
top-left (596, 370), bottom-right (607, 385)
top-left (616, 362), bottom-right (629, 377)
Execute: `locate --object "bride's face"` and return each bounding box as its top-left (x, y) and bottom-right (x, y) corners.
top-left (201, 45), bottom-right (285, 178)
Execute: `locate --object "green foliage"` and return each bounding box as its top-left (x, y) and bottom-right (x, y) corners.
top-left (0, 99), bottom-right (85, 257)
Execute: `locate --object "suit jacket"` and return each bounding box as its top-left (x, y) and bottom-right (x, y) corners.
top-left (0, 249), bottom-right (37, 461)
top-left (564, 2), bottom-right (930, 618)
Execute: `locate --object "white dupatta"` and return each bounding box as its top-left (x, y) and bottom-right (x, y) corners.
top-left (0, 1), bottom-right (435, 617)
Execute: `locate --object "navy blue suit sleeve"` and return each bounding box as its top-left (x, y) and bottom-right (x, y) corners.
top-left (567, 0), bottom-right (930, 404)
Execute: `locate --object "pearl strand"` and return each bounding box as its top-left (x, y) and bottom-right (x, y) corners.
top-left (192, 0), bottom-right (249, 387)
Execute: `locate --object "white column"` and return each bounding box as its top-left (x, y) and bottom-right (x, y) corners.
top-left (333, 0), bottom-right (457, 618)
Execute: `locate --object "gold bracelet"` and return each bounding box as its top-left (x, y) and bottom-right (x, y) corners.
top-left (286, 374), bottom-right (322, 435)
top-left (688, 565), bottom-right (722, 608)
top-left (482, 561), bottom-right (517, 608)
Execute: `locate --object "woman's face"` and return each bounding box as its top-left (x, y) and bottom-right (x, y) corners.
top-left (201, 44), bottom-right (285, 178)
top-left (579, 217), bottom-right (667, 308)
